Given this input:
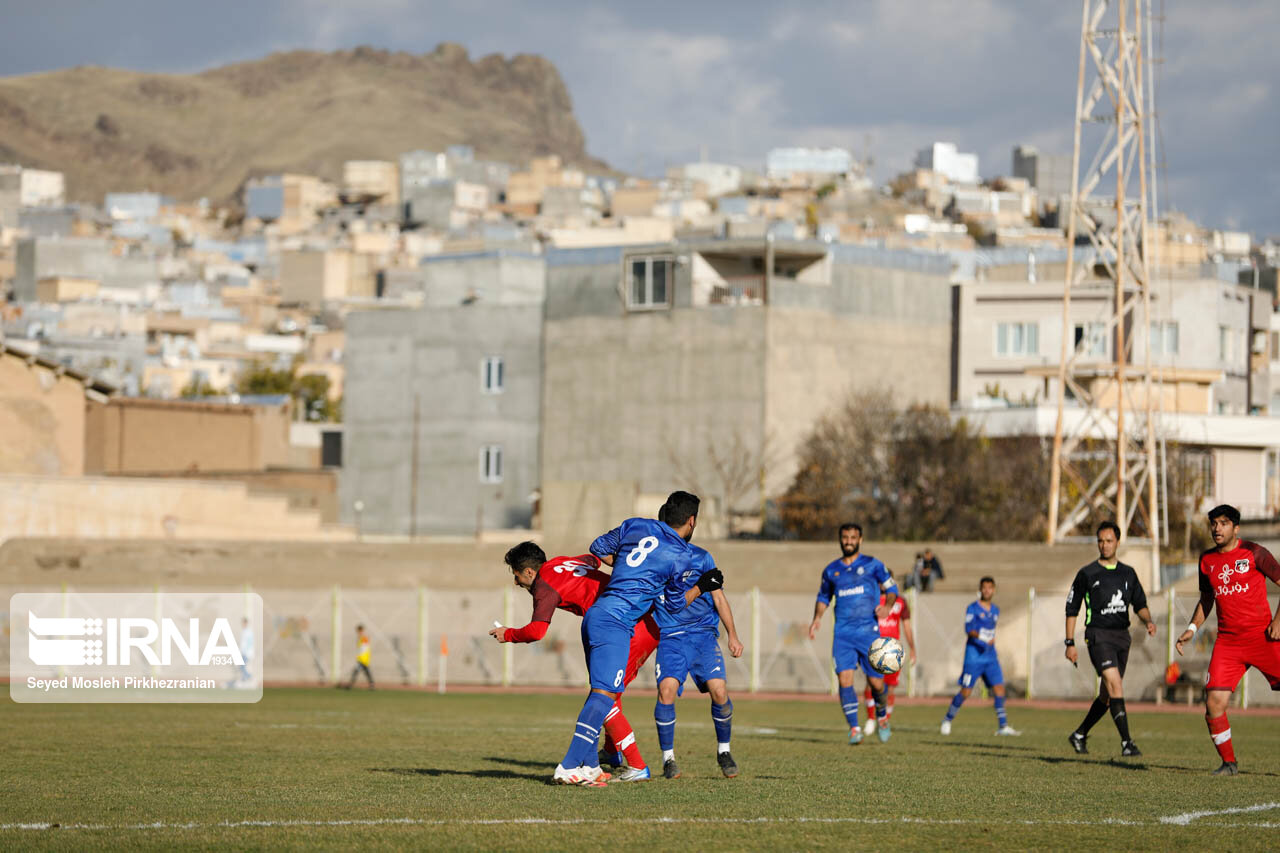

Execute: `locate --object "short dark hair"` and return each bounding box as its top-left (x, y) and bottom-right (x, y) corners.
top-left (1207, 504), bottom-right (1241, 526)
top-left (1096, 520), bottom-right (1121, 538)
top-left (839, 523), bottom-right (862, 536)
top-left (979, 576), bottom-right (995, 587)
top-left (661, 491), bottom-right (700, 527)
top-left (504, 541), bottom-right (546, 572)
top-left (356, 624), bottom-right (365, 631)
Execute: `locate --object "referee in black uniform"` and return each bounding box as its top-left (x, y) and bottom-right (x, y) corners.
top-left (1064, 520), bottom-right (1157, 756)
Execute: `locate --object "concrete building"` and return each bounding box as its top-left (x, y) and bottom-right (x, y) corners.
top-left (679, 162), bottom-right (743, 198)
top-left (915, 142), bottom-right (979, 185)
top-left (14, 237), bottom-right (162, 301)
top-left (1011, 145), bottom-right (1072, 203)
top-left (342, 160), bottom-right (400, 205)
top-left (279, 249), bottom-right (376, 305)
top-left (403, 180), bottom-right (489, 229)
top-left (340, 252), bottom-right (546, 535)
top-left (0, 166), bottom-right (65, 208)
top-left (399, 149), bottom-right (449, 199)
top-left (244, 174), bottom-right (337, 232)
top-left (35, 276), bottom-right (99, 302)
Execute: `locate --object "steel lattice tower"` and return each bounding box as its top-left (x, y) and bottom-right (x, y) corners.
top-left (1047, 0), bottom-right (1162, 582)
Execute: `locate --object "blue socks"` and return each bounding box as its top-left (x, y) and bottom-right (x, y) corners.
top-left (995, 695), bottom-right (1008, 728)
top-left (839, 685), bottom-right (859, 728)
top-left (655, 700), bottom-right (676, 752)
top-left (560, 692), bottom-right (613, 769)
top-left (711, 700), bottom-right (733, 746)
top-left (945, 691), bottom-right (966, 722)
top-left (870, 685), bottom-right (888, 721)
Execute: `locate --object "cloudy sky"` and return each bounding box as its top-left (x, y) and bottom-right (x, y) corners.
top-left (2, 1), bottom-right (1276, 236)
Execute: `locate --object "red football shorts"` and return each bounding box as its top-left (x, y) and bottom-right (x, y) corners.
top-left (624, 613), bottom-right (660, 686)
top-left (1205, 630), bottom-right (1280, 692)
top-left (881, 667), bottom-right (901, 688)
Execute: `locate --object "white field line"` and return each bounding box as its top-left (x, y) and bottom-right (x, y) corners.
top-left (3, 815), bottom-right (1280, 832)
top-left (1159, 802), bottom-right (1280, 825)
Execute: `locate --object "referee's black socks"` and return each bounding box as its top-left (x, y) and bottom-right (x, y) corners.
top-left (1077, 697), bottom-right (1109, 735)
top-left (1109, 698), bottom-right (1131, 742)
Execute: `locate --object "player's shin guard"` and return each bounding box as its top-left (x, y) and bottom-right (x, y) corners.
top-left (994, 695), bottom-right (1008, 729)
top-left (1108, 698), bottom-right (1131, 742)
top-left (944, 691), bottom-right (965, 721)
top-left (1077, 696), bottom-right (1109, 735)
top-left (604, 702), bottom-right (645, 770)
top-left (711, 700), bottom-right (733, 752)
top-left (560, 692), bottom-right (614, 770)
top-left (1205, 713), bottom-right (1236, 764)
top-left (839, 685), bottom-right (859, 728)
top-left (655, 700), bottom-right (676, 754)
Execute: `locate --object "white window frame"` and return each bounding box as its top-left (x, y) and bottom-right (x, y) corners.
top-left (480, 355), bottom-right (504, 394)
top-left (625, 255), bottom-right (674, 311)
top-left (1073, 322), bottom-right (1108, 358)
top-left (994, 321), bottom-right (1039, 357)
top-left (1149, 320), bottom-right (1179, 356)
top-left (479, 445), bottom-right (503, 484)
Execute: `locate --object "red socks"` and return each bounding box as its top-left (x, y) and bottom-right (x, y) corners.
top-left (604, 702), bottom-right (646, 770)
top-left (1205, 713), bottom-right (1236, 764)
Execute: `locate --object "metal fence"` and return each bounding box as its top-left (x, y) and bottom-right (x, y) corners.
top-left (3, 586), bottom-right (1276, 706)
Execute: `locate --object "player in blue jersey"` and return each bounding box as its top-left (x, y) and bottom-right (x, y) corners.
top-left (653, 532), bottom-right (745, 780)
top-left (940, 576), bottom-right (1020, 736)
top-left (807, 523), bottom-right (898, 744)
top-left (551, 491), bottom-right (725, 786)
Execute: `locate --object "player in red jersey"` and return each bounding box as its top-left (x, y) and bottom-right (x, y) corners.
top-left (862, 591), bottom-right (917, 736)
top-left (488, 541), bottom-right (659, 782)
top-left (1176, 504), bottom-right (1280, 776)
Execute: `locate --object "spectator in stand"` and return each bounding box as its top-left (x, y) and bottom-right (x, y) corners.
top-left (920, 548), bottom-right (944, 591)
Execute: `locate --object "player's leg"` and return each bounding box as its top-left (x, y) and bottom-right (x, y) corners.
top-left (692, 634), bottom-right (736, 777)
top-left (555, 614), bottom-right (626, 785)
top-left (363, 662), bottom-right (375, 689)
top-left (942, 657), bottom-right (978, 733)
top-left (863, 684), bottom-right (877, 735)
top-left (1202, 640), bottom-right (1247, 774)
top-left (1070, 678), bottom-right (1109, 754)
top-left (1103, 637), bottom-right (1138, 754)
top-left (865, 672), bottom-right (891, 742)
top-left (833, 636), bottom-right (862, 742)
top-left (607, 616), bottom-right (661, 778)
top-left (988, 660), bottom-right (1017, 735)
top-left (654, 636), bottom-right (688, 779)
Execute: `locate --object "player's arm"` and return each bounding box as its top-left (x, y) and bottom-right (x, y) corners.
top-left (1063, 569), bottom-right (1086, 663)
top-left (809, 570), bottom-right (833, 640)
top-left (1244, 543), bottom-right (1280, 640)
top-left (711, 589), bottom-right (744, 658)
top-left (589, 526), bottom-right (622, 563)
top-left (490, 579), bottom-right (560, 643)
top-left (964, 608), bottom-right (989, 650)
top-left (1176, 569), bottom-right (1216, 655)
top-left (1130, 571), bottom-right (1157, 638)
top-left (875, 564), bottom-right (897, 618)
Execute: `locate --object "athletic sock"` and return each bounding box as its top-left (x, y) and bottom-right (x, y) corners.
top-left (1206, 713), bottom-right (1236, 764)
top-left (864, 685), bottom-right (876, 713)
top-left (560, 692), bottom-right (613, 770)
top-left (870, 684), bottom-right (888, 721)
top-left (839, 685), bottom-right (859, 728)
top-left (994, 695), bottom-right (1009, 728)
top-left (655, 700), bottom-right (676, 753)
top-left (944, 691), bottom-right (965, 722)
top-left (1077, 697), bottom-right (1109, 735)
top-left (886, 701), bottom-right (895, 722)
top-left (711, 700), bottom-right (733, 751)
top-left (603, 702), bottom-right (645, 771)
top-left (1108, 698), bottom-right (1131, 743)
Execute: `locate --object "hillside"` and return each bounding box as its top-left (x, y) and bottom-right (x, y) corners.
top-left (0, 44), bottom-right (604, 204)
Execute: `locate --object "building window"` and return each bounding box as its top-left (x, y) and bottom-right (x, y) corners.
top-left (1219, 326), bottom-right (1231, 361)
top-left (627, 256), bottom-right (673, 310)
top-left (1150, 321), bottom-right (1179, 356)
top-left (995, 321), bottom-right (1039, 356)
top-left (1073, 322), bottom-right (1107, 358)
top-left (480, 356), bottom-right (504, 394)
top-left (479, 445), bottom-right (503, 483)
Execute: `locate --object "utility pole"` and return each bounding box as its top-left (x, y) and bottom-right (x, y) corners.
top-left (1048, 0), bottom-right (1163, 589)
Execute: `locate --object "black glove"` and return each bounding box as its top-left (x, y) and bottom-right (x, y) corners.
top-left (695, 569), bottom-right (725, 593)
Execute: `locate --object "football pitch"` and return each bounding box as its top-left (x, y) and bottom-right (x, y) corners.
top-left (3, 688), bottom-right (1279, 851)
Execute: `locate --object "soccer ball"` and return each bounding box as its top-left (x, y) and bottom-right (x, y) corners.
top-left (868, 637), bottom-right (904, 675)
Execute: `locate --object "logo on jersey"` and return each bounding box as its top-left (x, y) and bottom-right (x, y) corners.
top-left (838, 585), bottom-right (865, 597)
top-left (1234, 559), bottom-right (1250, 573)
top-left (1100, 590), bottom-right (1127, 615)
top-left (1215, 561), bottom-right (1252, 597)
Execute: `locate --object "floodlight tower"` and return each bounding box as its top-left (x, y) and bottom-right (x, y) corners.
top-left (1047, 0), bottom-right (1162, 584)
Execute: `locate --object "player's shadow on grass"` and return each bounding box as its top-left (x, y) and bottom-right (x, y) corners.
top-left (483, 756), bottom-right (554, 770)
top-left (371, 767), bottom-right (546, 782)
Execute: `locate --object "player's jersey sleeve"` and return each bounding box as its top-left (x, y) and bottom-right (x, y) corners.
top-left (1197, 558), bottom-right (1215, 614)
top-left (1129, 568), bottom-right (1149, 614)
top-left (816, 566), bottom-right (835, 605)
top-left (503, 578), bottom-right (560, 643)
top-left (899, 598), bottom-right (911, 620)
top-left (1246, 541), bottom-right (1280, 583)
top-left (1065, 568), bottom-right (1087, 617)
top-left (590, 525), bottom-right (622, 561)
top-left (874, 560), bottom-right (898, 594)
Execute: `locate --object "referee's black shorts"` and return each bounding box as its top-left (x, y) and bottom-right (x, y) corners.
top-left (1084, 627), bottom-right (1131, 676)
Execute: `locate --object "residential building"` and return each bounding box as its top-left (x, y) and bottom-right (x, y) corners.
top-left (679, 162), bottom-right (743, 198)
top-left (342, 160), bottom-right (400, 205)
top-left (765, 148), bottom-right (853, 180)
top-left (399, 149), bottom-right (449, 199)
top-left (243, 174), bottom-right (337, 233)
top-left (14, 237), bottom-right (162, 301)
top-left (403, 179), bottom-right (489, 229)
top-left (1011, 145), bottom-right (1072, 203)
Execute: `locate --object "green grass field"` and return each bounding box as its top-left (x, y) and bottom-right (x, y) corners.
top-left (3, 688), bottom-right (1279, 850)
